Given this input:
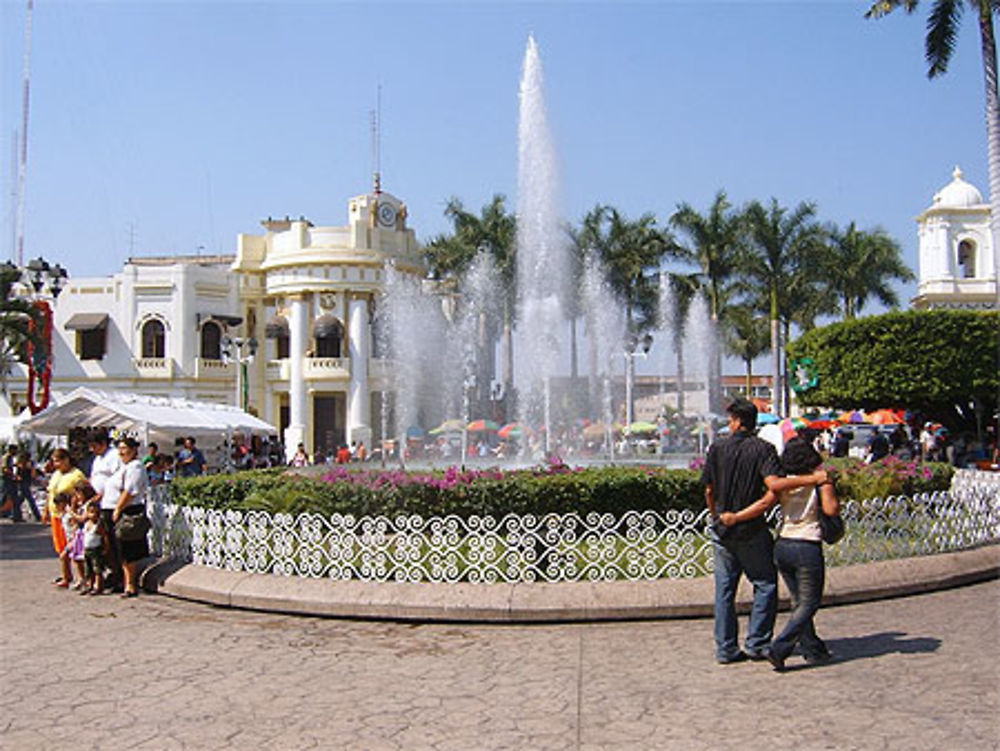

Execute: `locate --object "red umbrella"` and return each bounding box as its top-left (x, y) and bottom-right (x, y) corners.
top-left (868, 409), bottom-right (905, 425)
top-left (498, 422), bottom-right (530, 439)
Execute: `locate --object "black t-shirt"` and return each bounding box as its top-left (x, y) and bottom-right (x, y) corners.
top-left (701, 431), bottom-right (780, 535)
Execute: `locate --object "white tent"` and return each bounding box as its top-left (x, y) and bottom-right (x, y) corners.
top-left (19, 387), bottom-right (277, 446)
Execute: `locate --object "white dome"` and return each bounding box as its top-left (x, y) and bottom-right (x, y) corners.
top-left (933, 166), bottom-right (984, 208)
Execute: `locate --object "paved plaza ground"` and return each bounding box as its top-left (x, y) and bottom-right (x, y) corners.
top-left (1, 521), bottom-right (997, 750)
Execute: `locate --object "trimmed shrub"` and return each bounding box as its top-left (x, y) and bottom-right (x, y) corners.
top-left (170, 463), bottom-right (705, 519)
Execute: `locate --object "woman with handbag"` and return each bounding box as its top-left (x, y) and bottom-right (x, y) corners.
top-left (108, 437), bottom-right (150, 599)
top-left (766, 437), bottom-right (839, 670)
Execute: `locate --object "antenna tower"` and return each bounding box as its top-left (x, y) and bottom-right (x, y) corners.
top-left (14, 0), bottom-right (34, 266)
top-left (371, 84), bottom-right (382, 195)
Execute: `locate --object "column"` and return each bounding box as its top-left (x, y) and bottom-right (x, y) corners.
top-left (285, 294), bottom-right (309, 461)
top-left (347, 294), bottom-right (371, 449)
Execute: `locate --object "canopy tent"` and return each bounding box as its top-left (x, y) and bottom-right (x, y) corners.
top-left (19, 387), bottom-right (277, 446)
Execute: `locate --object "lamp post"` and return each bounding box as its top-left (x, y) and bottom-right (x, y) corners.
top-left (221, 335), bottom-right (258, 411)
top-left (623, 331), bottom-right (653, 443)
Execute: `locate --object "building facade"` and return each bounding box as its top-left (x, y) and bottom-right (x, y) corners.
top-left (913, 166), bottom-right (999, 310)
top-left (8, 190), bottom-right (423, 461)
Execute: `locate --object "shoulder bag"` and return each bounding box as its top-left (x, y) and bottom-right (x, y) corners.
top-left (816, 486), bottom-right (844, 545)
top-left (115, 510), bottom-right (151, 542)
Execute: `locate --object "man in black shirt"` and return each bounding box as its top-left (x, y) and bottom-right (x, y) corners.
top-left (702, 399), bottom-right (822, 664)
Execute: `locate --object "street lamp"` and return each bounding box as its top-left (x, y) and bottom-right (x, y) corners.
top-left (221, 335), bottom-right (258, 411)
top-left (623, 331), bottom-right (653, 441)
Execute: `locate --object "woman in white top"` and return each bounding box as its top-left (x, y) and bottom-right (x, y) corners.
top-left (719, 436), bottom-right (839, 671)
top-left (109, 437), bottom-right (150, 598)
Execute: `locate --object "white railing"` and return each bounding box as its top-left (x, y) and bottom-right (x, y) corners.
top-left (148, 470), bottom-right (1000, 583)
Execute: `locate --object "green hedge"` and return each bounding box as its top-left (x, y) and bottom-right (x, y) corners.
top-left (167, 458), bottom-right (956, 519)
top-left (169, 465), bottom-right (705, 519)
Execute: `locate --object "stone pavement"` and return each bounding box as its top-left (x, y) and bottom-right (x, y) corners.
top-left (2, 521), bottom-right (998, 750)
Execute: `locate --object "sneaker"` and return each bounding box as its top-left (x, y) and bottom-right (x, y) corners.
top-left (744, 650), bottom-right (769, 662)
top-left (765, 649), bottom-right (786, 672)
top-left (804, 651), bottom-right (834, 665)
top-left (717, 651), bottom-right (749, 665)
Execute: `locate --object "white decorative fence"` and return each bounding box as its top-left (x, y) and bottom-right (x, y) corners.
top-left (148, 469), bottom-right (1000, 583)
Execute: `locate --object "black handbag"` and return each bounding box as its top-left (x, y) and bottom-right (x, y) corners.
top-left (816, 487), bottom-right (844, 544)
top-left (116, 510), bottom-right (151, 542)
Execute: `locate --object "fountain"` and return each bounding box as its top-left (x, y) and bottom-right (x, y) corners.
top-left (378, 36), bottom-right (719, 467)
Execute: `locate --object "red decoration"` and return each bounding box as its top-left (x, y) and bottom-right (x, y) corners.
top-left (26, 299), bottom-right (52, 415)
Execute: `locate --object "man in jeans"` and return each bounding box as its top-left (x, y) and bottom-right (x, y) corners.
top-left (702, 399), bottom-right (818, 664)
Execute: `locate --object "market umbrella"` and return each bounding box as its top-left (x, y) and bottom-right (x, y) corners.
top-left (428, 419), bottom-right (465, 435)
top-left (498, 422), bottom-right (530, 439)
top-left (843, 410), bottom-right (868, 424)
top-left (582, 422), bottom-right (619, 439)
top-left (626, 420), bottom-right (658, 434)
top-left (405, 425), bottom-right (426, 439)
top-left (806, 419), bottom-right (839, 430)
top-left (868, 409), bottom-right (905, 425)
top-left (778, 416), bottom-right (808, 440)
top-left (467, 419), bottom-right (500, 432)
top-left (757, 412), bottom-right (780, 426)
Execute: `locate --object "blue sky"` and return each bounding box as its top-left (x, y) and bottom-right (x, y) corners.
top-left (0, 0), bottom-right (990, 309)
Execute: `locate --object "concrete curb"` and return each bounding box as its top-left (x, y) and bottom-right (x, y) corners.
top-left (142, 543), bottom-right (1000, 623)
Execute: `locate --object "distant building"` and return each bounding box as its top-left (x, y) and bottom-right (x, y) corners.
top-left (913, 166), bottom-right (999, 310)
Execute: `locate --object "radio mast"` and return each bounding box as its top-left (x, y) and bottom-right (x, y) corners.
top-left (14, 0), bottom-right (35, 266)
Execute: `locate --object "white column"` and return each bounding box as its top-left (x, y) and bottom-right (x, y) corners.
top-left (347, 294), bottom-right (371, 448)
top-left (285, 295), bottom-right (309, 461)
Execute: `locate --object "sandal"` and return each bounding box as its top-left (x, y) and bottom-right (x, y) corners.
top-left (120, 591), bottom-right (138, 599)
top-left (53, 580), bottom-right (70, 588)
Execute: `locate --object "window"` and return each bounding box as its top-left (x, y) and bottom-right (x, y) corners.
top-left (958, 240), bottom-right (976, 279)
top-left (201, 322), bottom-right (222, 360)
top-left (313, 316), bottom-right (343, 358)
top-left (78, 329), bottom-right (106, 360)
top-left (141, 319), bottom-right (165, 358)
top-left (276, 334), bottom-right (290, 359)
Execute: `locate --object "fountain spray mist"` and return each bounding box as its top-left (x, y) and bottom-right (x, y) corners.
top-left (515, 35), bottom-right (568, 454)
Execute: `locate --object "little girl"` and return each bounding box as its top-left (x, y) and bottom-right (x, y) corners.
top-left (52, 494), bottom-right (74, 588)
top-left (69, 484), bottom-right (98, 591)
top-left (81, 501), bottom-right (110, 595)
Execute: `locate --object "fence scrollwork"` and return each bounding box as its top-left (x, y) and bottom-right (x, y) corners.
top-left (148, 470), bottom-right (999, 584)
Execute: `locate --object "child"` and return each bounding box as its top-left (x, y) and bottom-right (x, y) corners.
top-left (52, 494), bottom-right (74, 588)
top-left (69, 484), bottom-right (97, 590)
top-left (81, 501), bottom-right (110, 595)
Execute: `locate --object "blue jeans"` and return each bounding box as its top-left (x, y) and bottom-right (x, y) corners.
top-left (771, 538), bottom-right (828, 660)
top-left (713, 526), bottom-right (777, 660)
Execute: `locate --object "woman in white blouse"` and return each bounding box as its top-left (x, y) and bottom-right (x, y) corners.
top-left (109, 437), bottom-right (150, 598)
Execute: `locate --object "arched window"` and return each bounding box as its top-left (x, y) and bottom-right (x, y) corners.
top-left (265, 314), bottom-right (290, 359)
top-left (314, 315), bottom-right (343, 358)
top-left (141, 319), bottom-right (166, 358)
top-left (958, 239), bottom-right (976, 279)
top-left (201, 321), bottom-right (222, 360)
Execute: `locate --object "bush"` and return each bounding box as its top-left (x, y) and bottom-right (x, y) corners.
top-left (170, 462), bottom-right (705, 519)
top-left (167, 457), bottom-right (957, 518)
top-left (823, 457), bottom-right (954, 501)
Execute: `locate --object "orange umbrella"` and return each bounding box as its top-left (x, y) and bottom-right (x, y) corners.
top-left (868, 409), bottom-right (905, 425)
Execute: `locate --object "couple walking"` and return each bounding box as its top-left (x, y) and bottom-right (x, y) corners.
top-left (702, 398), bottom-right (839, 671)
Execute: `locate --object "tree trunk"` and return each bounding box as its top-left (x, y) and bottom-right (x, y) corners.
top-left (770, 284), bottom-right (781, 416)
top-left (977, 3), bottom-right (1000, 443)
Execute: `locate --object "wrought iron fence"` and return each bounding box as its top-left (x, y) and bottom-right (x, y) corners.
top-left (147, 470), bottom-right (1000, 583)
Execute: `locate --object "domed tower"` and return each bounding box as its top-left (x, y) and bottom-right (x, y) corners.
top-left (913, 166), bottom-right (998, 310)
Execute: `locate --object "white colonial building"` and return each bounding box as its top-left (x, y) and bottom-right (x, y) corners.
top-left (913, 166), bottom-right (999, 310)
top-left (8, 189), bottom-right (423, 460)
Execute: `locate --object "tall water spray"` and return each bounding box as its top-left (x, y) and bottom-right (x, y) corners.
top-left (515, 35), bottom-right (569, 454)
top-left (582, 252), bottom-right (625, 457)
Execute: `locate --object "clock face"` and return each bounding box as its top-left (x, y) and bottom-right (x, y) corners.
top-left (377, 203), bottom-right (397, 227)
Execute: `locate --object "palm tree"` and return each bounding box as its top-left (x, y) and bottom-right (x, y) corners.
top-left (866, 0), bottom-right (1000, 288)
top-left (670, 191), bottom-right (747, 413)
top-left (424, 195), bottom-right (517, 409)
top-left (824, 222), bottom-right (915, 319)
top-left (742, 198), bottom-right (825, 415)
top-left (721, 304), bottom-right (770, 397)
top-left (661, 270), bottom-right (701, 413)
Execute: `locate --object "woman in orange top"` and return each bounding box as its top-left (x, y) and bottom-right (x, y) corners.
top-left (42, 448), bottom-right (87, 586)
